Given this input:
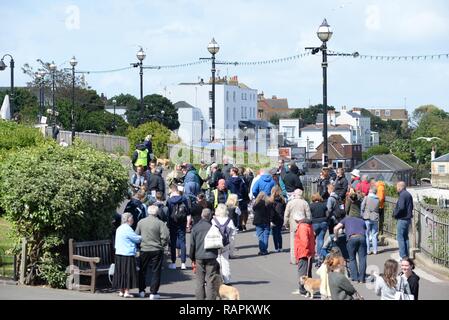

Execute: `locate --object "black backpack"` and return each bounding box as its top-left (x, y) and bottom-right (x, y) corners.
top-left (171, 202), bottom-right (188, 223)
top-left (213, 217), bottom-right (232, 247)
top-left (331, 195), bottom-right (346, 221)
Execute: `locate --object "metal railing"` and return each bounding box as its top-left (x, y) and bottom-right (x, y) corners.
top-left (0, 249), bottom-right (16, 280)
top-left (383, 197), bottom-right (449, 268)
top-left (45, 128), bottom-right (129, 154)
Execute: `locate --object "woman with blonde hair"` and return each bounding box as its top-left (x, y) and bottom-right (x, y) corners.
top-left (328, 256), bottom-right (362, 300)
top-left (267, 186), bottom-right (286, 252)
top-left (212, 203), bottom-right (237, 284)
top-left (226, 193), bottom-right (240, 232)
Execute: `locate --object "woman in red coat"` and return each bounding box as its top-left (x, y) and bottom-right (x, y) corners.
top-left (294, 212), bottom-right (316, 296)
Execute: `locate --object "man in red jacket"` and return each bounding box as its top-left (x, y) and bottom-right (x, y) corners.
top-left (355, 175), bottom-right (370, 196)
top-left (294, 213), bottom-right (316, 297)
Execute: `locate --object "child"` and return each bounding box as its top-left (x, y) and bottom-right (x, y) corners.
top-left (316, 247), bottom-right (343, 300)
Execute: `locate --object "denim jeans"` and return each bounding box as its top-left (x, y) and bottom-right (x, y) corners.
top-left (271, 225), bottom-right (283, 251)
top-left (346, 235), bottom-right (367, 282)
top-left (313, 221), bottom-right (328, 259)
top-left (397, 219), bottom-right (411, 259)
top-left (255, 224), bottom-right (270, 254)
top-left (365, 220), bottom-right (378, 254)
top-left (169, 225), bottom-right (186, 263)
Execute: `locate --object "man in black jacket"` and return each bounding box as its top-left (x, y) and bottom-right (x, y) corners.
top-left (283, 164), bottom-right (304, 198)
top-left (147, 167), bottom-right (166, 199)
top-left (334, 168), bottom-right (349, 201)
top-left (208, 163), bottom-right (224, 190)
top-left (190, 208), bottom-right (220, 300)
top-left (394, 181), bottom-right (414, 259)
top-left (318, 169), bottom-right (331, 200)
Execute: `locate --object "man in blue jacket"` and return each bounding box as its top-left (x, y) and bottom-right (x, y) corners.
top-left (226, 167), bottom-right (246, 200)
top-left (252, 169), bottom-right (275, 198)
top-left (182, 164), bottom-right (201, 200)
top-left (393, 181), bottom-right (414, 259)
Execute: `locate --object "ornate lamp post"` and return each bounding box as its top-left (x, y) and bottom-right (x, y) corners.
top-left (0, 54), bottom-right (15, 118)
top-left (69, 56), bottom-right (78, 143)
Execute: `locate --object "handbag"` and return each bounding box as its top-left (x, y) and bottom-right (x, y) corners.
top-left (394, 277), bottom-right (414, 300)
top-left (204, 225), bottom-right (224, 249)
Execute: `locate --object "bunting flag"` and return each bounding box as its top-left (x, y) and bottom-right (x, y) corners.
top-left (74, 50), bottom-right (449, 74)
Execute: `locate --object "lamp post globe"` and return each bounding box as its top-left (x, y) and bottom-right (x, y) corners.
top-left (69, 56), bottom-right (78, 67)
top-left (317, 18), bottom-right (333, 43)
top-left (136, 47), bottom-right (146, 61)
top-left (49, 61), bottom-right (57, 72)
top-left (0, 60), bottom-right (6, 71)
top-left (207, 38), bottom-right (220, 55)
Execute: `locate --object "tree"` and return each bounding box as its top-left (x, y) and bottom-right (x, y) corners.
top-left (0, 88), bottom-right (39, 123)
top-left (362, 145), bottom-right (390, 160)
top-left (127, 121), bottom-right (179, 158)
top-left (126, 94), bottom-right (180, 130)
top-left (81, 110), bottom-right (129, 136)
top-left (107, 94), bottom-right (138, 108)
top-left (412, 104), bottom-right (441, 127)
top-left (289, 104), bottom-right (335, 124)
top-left (269, 114), bottom-right (280, 125)
top-left (0, 140), bottom-right (128, 287)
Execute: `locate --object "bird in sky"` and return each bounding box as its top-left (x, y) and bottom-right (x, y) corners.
top-left (415, 137), bottom-right (443, 142)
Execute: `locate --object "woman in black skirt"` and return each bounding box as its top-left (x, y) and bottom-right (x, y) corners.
top-left (113, 212), bottom-right (142, 297)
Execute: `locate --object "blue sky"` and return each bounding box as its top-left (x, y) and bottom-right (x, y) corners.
top-left (1, 0), bottom-right (448, 113)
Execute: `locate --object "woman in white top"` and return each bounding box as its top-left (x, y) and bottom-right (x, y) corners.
top-left (375, 259), bottom-right (411, 300)
top-left (212, 203), bottom-right (237, 284)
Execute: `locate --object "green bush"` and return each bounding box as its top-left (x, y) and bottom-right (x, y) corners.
top-left (0, 140), bottom-right (129, 287)
top-left (127, 121), bottom-right (179, 159)
top-left (0, 120), bottom-right (45, 153)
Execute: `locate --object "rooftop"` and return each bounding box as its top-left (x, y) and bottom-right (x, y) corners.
top-left (301, 124), bottom-right (352, 131)
top-left (358, 154), bottom-right (413, 171)
top-left (433, 153), bottom-right (449, 163)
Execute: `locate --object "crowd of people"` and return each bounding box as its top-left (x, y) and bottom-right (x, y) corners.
top-left (111, 138), bottom-right (419, 300)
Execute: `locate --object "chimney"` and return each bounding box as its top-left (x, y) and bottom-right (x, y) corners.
top-left (272, 95), bottom-right (277, 99)
top-left (431, 146), bottom-right (436, 161)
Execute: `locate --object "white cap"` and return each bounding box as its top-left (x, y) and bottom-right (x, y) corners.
top-left (350, 169), bottom-right (360, 177)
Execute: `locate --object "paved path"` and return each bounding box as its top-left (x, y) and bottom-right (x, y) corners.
top-left (1, 221), bottom-right (449, 300)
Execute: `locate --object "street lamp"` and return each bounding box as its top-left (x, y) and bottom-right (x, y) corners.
top-left (0, 54), bottom-right (15, 118)
top-left (49, 61), bottom-right (57, 139)
top-left (69, 56), bottom-right (78, 143)
top-left (200, 116), bottom-right (204, 159)
top-left (35, 71), bottom-right (43, 122)
top-left (200, 38), bottom-right (220, 161)
top-left (243, 126), bottom-right (248, 165)
top-left (111, 99), bottom-right (117, 132)
top-left (135, 47), bottom-right (146, 125)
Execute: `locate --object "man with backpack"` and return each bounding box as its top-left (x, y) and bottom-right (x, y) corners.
top-left (124, 190), bottom-right (147, 230)
top-left (190, 209), bottom-right (220, 300)
top-left (167, 184), bottom-right (190, 270)
top-left (211, 203), bottom-right (237, 285)
top-left (327, 183), bottom-right (349, 260)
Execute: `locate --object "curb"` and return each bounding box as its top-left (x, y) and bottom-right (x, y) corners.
top-left (382, 236), bottom-right (449, 280)
top-left (0, 279), bottom-right (18, 286)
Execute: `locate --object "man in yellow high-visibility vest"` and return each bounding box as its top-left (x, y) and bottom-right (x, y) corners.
top-left (132, 143), bottom-right (149, 171)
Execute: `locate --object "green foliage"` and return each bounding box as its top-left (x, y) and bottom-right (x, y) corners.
top-left (423, 196), bottom-right (438, 205)
top-left (385, 184), bottom-right (398, 197)
top-left (127, 121), bottom-right (179, 158)
top-left (108, 94), bottom-right (138, 108)
top-left (0, 140), bottom-right (129, 286)
top-left (362, 144), bottom-right (390, 161)
top-left (290, 104), bottom-right (335, 124)
top-left (126, 94), bottom-right (180, 130)
top-left (0, 87), bottom-right (39, 122)
top-left (0, 120), bottom-right (45, 155)
top-left (80, 110), bottom-right (129, 136)
top-left (269, 114), bottom-right (280, 125)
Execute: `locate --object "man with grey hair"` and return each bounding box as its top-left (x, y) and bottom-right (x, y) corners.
top-left (135, 205), bottom-right (170, 300)
top-left (393, 181), bottom-right (414, 259)
top-left (283, 189), bottom-right (311, 264)
top-left (190, 208), bottom-right (220, 300)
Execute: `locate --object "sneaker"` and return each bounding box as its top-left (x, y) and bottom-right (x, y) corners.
top-left (149, 294), bottom-right (160, 300)
top-left (118, 292), bottom-right (124, 297)
top-left (123, 293), bottom-right (133, 298)
top-left (168, 263), bottom-right (177, 270)
top-left (181, 263), bottom-right (187, 270)
top-left (139, 291), bottom-right (145, 298)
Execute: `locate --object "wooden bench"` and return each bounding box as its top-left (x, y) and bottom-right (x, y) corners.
top-left (68, 239), bottom-right (114, 293)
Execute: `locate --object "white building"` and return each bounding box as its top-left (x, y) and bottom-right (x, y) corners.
top-left (336, 107), bottom-right (372, 151)
top-left (173, 101), bottom-right (204, 146)
top-left (163, 76), bottom-right (258, 147)
top-left (279, 119), bottom-right (302, 141)
top-left (300, 124), bottom-right (353, 153)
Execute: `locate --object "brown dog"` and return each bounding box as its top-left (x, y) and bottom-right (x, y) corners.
top-left (156, 158), bottom-right (170, 168)
top-left (299, 276), bottom-right (321, 299)
top-left (219, 284), bottom-right (240, 300)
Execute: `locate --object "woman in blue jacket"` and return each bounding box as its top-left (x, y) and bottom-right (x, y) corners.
top-left (113, 212), bottom-right (142, 298)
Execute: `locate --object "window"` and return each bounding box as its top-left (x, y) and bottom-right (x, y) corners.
top-left (226, 107), bottom-right (229, 121)
top-left (308, 141), bottom-right (314, 150)
top-left (241, 93), bottom-right (244, 100)
top-left (233, 91), bottom-right (236, 102)
top-left (375, 110), bottom-right (380, 117)
top-left (209, 91), bottom-right (213, 100)
top-left (241, 106), bottom-right (244, 118)
top-left (233, 107), bottom-right (236, 121)
top-left (385, 109), bottom-right (391, 117)
top-left (226, 91), bottom-right (229, 101)
top-left (438, 165), bottom-right (445, 174)
top-left (284, 126), bottom-right (295, 139)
